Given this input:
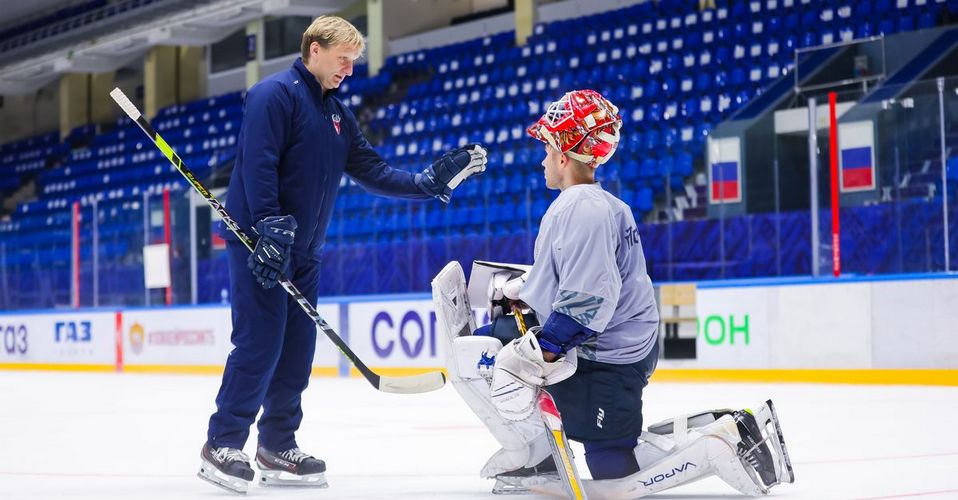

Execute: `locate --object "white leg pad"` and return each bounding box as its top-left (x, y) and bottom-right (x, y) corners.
top-left (526, 415), bottom-right (765, 499)
top-left (630, 416), bottom-right (765, 497)
top-left (449, 336), bottom-right (551, 478)
top-left (433, 262), bottom-right (550, 479)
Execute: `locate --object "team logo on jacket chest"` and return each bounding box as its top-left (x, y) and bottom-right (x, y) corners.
top-left (331, 113), bottom-right (342, 135)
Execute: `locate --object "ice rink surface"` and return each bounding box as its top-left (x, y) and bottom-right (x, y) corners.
top-left (1, 371), bottom-right (956, 500)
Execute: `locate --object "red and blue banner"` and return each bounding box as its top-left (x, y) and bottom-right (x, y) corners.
top-left (840, 146), bottom-right (874, 191)
top-left (711, 161), bottom-right (740, 201)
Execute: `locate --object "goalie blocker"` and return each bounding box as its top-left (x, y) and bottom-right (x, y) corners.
top-left (431, 261), bottom-right (794, 498)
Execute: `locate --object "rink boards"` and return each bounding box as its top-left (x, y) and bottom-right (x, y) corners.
top-left (1, 273), bottom-right (956, 384)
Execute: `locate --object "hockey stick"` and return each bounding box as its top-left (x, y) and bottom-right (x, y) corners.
top-left (511, 304), bottom-right (589, 500)
top-left (110, 87), bottom-right (445, 394)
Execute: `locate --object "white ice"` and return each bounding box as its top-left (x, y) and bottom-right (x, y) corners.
top-left (1, 371), bottom-right (957, 499)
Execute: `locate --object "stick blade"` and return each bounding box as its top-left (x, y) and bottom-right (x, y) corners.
top-left (377, 371), bottom-right (447, 394)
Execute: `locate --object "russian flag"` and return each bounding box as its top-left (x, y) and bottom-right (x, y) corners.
top-left (711, 161), bottom-right (740, 202)
top-left (841, 146), bottom-right (874, 191)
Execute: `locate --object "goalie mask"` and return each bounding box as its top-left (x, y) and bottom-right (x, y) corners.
top-left (526, 89), bottom-right (622, 168)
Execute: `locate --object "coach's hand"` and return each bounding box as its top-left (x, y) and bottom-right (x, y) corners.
top-left (416, 143), bottom-right (487, 203)
top-left (248, 215), bottom-right (297, 289)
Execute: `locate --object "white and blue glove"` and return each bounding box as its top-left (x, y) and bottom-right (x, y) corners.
top-left (416, 144), bottom-right (487, 203)
top-left (490, 331), bottom-right (578, 421)
top-left (248, 214), bottom-right (297, 289)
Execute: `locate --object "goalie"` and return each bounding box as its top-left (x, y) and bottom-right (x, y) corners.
top-left (432, 90), bottom-right (793, 498)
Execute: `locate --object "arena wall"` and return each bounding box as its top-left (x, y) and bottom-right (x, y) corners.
top-left (1, 273), bottom-right (956, 385)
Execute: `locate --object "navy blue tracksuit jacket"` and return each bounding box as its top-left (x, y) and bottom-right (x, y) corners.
top-left (208, 58), bottom-right (432, 451)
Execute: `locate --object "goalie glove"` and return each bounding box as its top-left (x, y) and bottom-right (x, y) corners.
top-left (416, 144), bottom-right (487, 203)
top-left (490, 331), bottom-right (577, 421)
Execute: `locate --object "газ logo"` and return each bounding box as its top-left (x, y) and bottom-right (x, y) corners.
top-left (129, 322), bottom-right (145, 354)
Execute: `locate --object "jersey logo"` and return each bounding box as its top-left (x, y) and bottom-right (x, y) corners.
top-left (623, 226), bottom-right (641, 251)
top-left (596, 407), bottom-right (605, 428)
top-left (331, 113), bottom-right (342, 135)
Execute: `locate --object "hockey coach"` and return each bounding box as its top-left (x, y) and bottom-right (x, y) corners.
top-left (197, 15), bottom-right (487, 494)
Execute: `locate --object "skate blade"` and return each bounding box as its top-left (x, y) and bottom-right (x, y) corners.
top-left (763, 399), bottom-right (795, 484)
top-left (492, 476), bottom-right (534, 495)
top-left (258, 469), bottom-right (328, 488)
top-left (198, 461), bottom-right (249, 495)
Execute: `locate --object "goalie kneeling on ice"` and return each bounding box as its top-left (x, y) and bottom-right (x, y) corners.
top-left (432, 260), bottom-right (794, 498)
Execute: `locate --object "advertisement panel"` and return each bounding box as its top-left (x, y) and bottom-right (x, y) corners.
top-left (0, 311), bottom-right (116, 366)
top-left (771, 283), bottom-right (872, 368)
top-left (345, 298), bottom-right (491, 370)
top-left (349, 300), bottom-right (445, 367)
top-left (121, 307), bottom-right (231, 366)
top-left (870, 279), bottom-right (958, 368)
top-left (309, 303), bottom-right (343, 371)
top-left (120, 304), bottom-right (341, 370)
top-left (347, 300), bottom-right (443, 368)
top-left (694, 287), bottom-right (770, 368)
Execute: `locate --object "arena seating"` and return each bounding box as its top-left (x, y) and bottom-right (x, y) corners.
top-left (1, 0), bottom-right (957, 307)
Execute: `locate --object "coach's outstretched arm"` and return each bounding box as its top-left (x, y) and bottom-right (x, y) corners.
top-left (343, 106), bottom-right (487, 203)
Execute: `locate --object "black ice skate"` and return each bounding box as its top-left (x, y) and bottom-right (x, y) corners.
top-left (492, 456), bottom-right (559, 495)
top-left (197, 442), bottom-right (255, 495)
top-left (255, 446), bottom-right (328, 488)
top-left (734, 399), bottom-right (795, 491)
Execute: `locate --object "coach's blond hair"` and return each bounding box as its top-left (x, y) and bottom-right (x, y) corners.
top-left (301, 15), bottom-right (365, 61)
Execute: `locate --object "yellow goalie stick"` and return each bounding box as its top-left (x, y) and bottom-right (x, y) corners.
top-left (110, 87), bottom-right (445, 394)
top-left (511, 304), bottom-right (589, 500)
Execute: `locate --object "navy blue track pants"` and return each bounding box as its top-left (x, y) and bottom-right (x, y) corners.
top-left (207, 240), bottom-right (320, 451)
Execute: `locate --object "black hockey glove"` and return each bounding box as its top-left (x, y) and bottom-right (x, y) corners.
top-left (415, 143), bottom-right (487, 203)
top-left (247, 215), bottom-right (297, 289)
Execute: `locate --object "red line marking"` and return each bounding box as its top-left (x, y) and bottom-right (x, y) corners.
top-left (852, 488), bottom-right (958, 500)
top-left (115, 310), bottom-right (123, 373)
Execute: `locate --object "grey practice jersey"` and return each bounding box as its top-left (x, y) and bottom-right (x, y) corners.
top-left (519, 183), bottom-right (659, 364)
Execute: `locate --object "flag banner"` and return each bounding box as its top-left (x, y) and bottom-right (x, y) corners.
top-left (838, 121), bottom-right (876, 192)
top-left (708, 136), bottom-right (742, 203)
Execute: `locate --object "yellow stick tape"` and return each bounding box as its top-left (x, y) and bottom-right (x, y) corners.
top-left (552, 429), bottom-right (586, 499)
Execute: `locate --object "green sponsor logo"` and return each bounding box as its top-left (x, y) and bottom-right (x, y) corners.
top-left (699, 314), bottom-right (750, 346)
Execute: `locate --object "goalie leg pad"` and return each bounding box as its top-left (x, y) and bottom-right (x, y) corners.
top-left (526, 413), bottom-right (770, 498)
top-left (448, 336), bottom-right (552, 478)
top-left (433, 261), bottom-right (552, 480)
top-left (432, 261), bottom-right (477, 344)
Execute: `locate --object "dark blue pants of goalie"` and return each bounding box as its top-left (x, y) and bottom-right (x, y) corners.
top-left (546, 341), bottom-right (659, 480)
top-left (207, 240), bottom-right (320, 452)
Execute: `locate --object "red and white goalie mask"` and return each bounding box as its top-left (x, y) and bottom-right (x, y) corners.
top-left (526, 89), bottom-right (622, 168)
